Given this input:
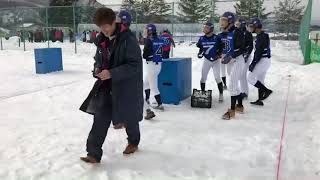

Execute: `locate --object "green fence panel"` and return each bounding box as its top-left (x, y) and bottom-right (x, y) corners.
top-left (299, 0), bottom-right (312, 64)
top-left (311, 40), bottom-right (320, 63)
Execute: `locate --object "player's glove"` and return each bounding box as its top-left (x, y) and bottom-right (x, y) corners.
top-left (221, 54), bottom-right (232, 64)
top-left (197, 52), bottom-right (204, 59)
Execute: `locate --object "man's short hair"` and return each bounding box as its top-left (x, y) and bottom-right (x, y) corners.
top-left (93, 8), bottom-right (116, 26)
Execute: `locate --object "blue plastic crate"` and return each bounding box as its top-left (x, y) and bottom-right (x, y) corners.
top-left (158, 58), bottom-right (192, 105)
top-left (34, 48), bottom-right (63, 74)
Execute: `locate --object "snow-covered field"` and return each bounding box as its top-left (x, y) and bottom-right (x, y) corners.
top-left (0, 40), bottom-right (320, 180)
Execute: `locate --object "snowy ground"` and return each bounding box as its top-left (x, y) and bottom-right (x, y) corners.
top-left (0, 40), bottom-right (320, 180)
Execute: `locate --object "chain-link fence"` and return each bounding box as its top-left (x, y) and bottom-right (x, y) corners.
top-left (0, 0), bottom-right (309, 54)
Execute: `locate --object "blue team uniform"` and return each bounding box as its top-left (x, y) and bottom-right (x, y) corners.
top-left (197, 34), bottom-right (222, 61)
top-left (143, 36), bottom-right (165, 63)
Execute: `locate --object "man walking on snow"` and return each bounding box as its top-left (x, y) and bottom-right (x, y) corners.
top-left (80, 8), bottom-right (143, 163)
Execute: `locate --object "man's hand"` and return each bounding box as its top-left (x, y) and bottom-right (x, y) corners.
top-left (97, 69), bottom-right (111, 80)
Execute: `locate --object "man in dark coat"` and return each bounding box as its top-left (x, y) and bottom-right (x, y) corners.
top-left (80, 8), bottom-right (143, 164)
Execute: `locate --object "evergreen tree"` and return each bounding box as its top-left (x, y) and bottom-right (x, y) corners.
top-left (49, 0), bottom-right (78, 6)
top-left (121, 0), bottom-right (137, 13)
top-left (234, 0), bottom-right (269, 20)
top-left (47, 0), bottom-right (79, 27)
top-left (274, 0), bottom-right (304, 39)
top-left (121, 0), bottom-right (139, 23)
top-left (128, 0), bottom-right (171, 23)
top-left (75, 5), bottom-right (96, 24)
top-left (149, 0), bottom-right (171, 23)
top-left (178, 0), bottom-right (215, 23)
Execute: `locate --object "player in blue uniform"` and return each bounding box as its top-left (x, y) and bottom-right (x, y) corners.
top-left (219, 12), bottom-right (246, 120)
top-left (143, 24), bottom-right (165, 119)
top-left (247, 18), bottom-right (273, 106)
top-left (161, 30), bottom-right (175, 59)
top-left (197, 22), bottom-right (224, 102)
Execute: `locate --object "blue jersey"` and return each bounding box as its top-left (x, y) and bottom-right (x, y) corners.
top-left (151, 36), bottom-right (165, 63)
top-left (219, 31), bottom-right (235, 55)
top-left (219, 26), bottom-right (245, 58)
top-left (197, 34), bottom-right (221, 60)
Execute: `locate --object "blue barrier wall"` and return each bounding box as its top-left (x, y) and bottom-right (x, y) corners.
top-left (158, 58), bottom-right (192, 105)
top-left (34, 48), bottom-right (63, 74)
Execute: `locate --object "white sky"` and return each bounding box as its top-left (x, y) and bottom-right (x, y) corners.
top-left (311, 0), bottom-right (320, 25)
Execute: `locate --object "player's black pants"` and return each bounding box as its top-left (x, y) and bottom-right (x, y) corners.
top-left (163, 50), bottom-right (170, 59)
top-left (86, 90), bottom-right (140, 161)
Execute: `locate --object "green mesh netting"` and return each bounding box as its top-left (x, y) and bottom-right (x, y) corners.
top-left (311, 40), bottom-right (320, 63)
top-left (299, 0), bottom-right (312, 64)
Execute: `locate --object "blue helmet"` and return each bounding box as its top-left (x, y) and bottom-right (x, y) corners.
top-left (222, 11), bottom-right (236, 24)
top-left (146, 24), bottom-right (157, 34)
top-left (249, 17), bottom-right (262, 28)
top-left (118, 10), bottom-right (132, 26)
top-left (204, 22), bottom-right (214, 32)
top-left (238, 17), bottom-right (247, 25)
top-left (238, 17), bottom-right (247, 28)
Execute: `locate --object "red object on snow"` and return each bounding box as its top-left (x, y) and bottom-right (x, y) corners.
top-left (55, 31), bottom-right (62, 40)
top-left (162, 32), bottom-right (174, 52)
